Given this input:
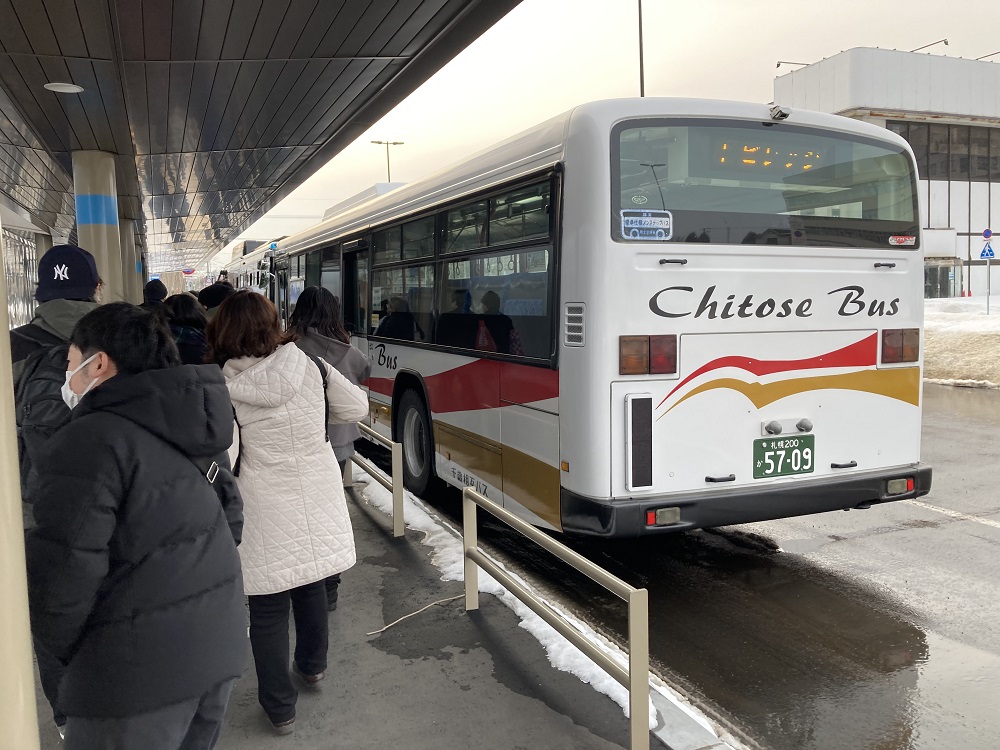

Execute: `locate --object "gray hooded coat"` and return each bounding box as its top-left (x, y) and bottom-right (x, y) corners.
top-left (294, 329), bottom-right (371, 462)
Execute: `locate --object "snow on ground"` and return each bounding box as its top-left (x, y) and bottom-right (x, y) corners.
top-left (353, 467), bottom-right (739, 748)
top-left (924, 297), bottom-right (1000, 388)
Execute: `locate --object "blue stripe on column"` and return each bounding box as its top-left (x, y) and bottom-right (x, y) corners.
top-left (76, 194), bottom-right (119, 225)
top-left (136, 261), bottom-right (143, 273)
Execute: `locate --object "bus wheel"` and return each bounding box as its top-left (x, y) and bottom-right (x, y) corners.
top-left (397, 389), bottom-right (434, 496)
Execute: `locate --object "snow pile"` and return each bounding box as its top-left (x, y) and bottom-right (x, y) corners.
top-left (924, 298), bottom-right (1000, 387)
top-left (354, 469), bottom-right (731, 744)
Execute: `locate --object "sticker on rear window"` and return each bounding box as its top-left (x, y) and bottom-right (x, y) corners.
top-left (621, 209), bottom-right (673, 241)
top-left (889, 236), bottom-right (916, 246)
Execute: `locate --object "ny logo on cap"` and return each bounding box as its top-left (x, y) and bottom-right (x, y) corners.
top-left (53, 264), bottom-right (69, 281)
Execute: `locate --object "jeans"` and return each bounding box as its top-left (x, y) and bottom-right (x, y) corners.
top-left (248, 580), bottom-right (328, 723)
top-left (64, 677), bottom-right (235, 750)
top-left (34, 636), bottom-right (66, 727)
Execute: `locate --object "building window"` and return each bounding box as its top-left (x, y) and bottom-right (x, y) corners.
top-left (991, 129), bottom-right (1000, 182)
top-left (906, 123), bottom-right (929, 178)
top-left (971, 127), bottom-right (990, 182)
top-left (949, 125), bottom-right (970, 181)
top-left (927, 125), bottom-right (949, 180)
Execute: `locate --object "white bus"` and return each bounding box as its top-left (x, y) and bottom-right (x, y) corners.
top-left (275, 98), bottom-right (931, 537)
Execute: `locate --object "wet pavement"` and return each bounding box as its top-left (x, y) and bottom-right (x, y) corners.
top-left (363, 382), bottom-right (1000, 749)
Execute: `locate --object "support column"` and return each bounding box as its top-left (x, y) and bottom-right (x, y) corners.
top-left (0, 212), bottom-right (43, 750)
top-left (34, 233), bottom-right (51, 263)
top-left (72, 151), bottom-right (123, 302)
top-left (119, 220), bottom-right (140, 304)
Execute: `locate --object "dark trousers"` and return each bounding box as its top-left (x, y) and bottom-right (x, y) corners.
top-left (64, 677), bottom-right (235, 750)
top-left (34, 636), bottom-right (66, 727)
top-left (248, 581), bottom-right (328, 723)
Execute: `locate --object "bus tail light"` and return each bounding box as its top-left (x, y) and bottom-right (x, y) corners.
top-left (881, 328), bottom-right (920, 363)
top-left (620, 335), bottom-right (678, 375)
top-left (620, 336), bottom-right (649, 375)
top-left (649, 335), bottom-right (677, 374)
top-left (886, 477), bottom-right (915, 495)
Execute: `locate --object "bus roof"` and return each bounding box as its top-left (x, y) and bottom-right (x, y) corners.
top-left (277, 97), bottom-right (908, 257)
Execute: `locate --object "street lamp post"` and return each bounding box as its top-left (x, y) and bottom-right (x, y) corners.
top-left (638, 0), bottom-right (645, 97)
top-left (371, 140), bottom-right (404, 182)
top-left (910, 38), bottom-right (948, 53)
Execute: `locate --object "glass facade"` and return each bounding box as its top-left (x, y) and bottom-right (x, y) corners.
top-left (889, 120), bottom-right (1000, 182)
top-left (4, 228), bottom-right (37, 329)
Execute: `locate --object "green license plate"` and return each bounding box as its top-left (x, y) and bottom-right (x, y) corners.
top-left (753, 434), bottom-right (815, 479)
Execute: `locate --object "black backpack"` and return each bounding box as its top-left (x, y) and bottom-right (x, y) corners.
top-left (12, 325), bottom-right (72, 509)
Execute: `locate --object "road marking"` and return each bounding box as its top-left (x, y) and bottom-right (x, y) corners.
top-left (904, 499), bottom-right (1000, 530)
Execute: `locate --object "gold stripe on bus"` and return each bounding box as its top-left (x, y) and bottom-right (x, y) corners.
top-left (434, 422), bottom-right (503, 491)
top-left (433, 421), bottom-right (562, 531)
top-left (662, 367), bottom-right (921, 418)
top-left (500, 444), bottom-right (562, 530)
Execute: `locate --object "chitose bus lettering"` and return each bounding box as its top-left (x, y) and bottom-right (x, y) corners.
top-left (241, 97), bottom-right (930, 539)
top-left (649, 285), bottom-right (900, 320)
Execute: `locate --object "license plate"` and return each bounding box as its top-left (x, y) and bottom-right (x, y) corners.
top-left (753, 435), bottom-right (815, 479)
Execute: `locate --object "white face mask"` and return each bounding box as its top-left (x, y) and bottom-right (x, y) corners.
top-left (61, 354), bottom-right (99, 410)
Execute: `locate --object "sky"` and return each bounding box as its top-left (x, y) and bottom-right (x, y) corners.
top-left (230, 0), bottom-right (1000, 250)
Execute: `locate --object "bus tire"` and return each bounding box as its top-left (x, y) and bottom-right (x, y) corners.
top-left (397, 389), bottom-right (435, 496)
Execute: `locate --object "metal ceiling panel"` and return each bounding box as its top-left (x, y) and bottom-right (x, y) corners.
top-left (0, 0), bottom-right (523, 270)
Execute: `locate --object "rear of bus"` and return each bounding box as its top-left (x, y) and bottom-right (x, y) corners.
top-left (557, 100), bottom-right (932, 537)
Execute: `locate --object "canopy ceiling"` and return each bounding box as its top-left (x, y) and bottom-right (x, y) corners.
top-left (0, 0), bottom-right (520, 271)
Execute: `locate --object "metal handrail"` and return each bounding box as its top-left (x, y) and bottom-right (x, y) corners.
top-left (346, 423), bottom-right (404, 537)
top-left (462, 488), bottom-right (650, 750)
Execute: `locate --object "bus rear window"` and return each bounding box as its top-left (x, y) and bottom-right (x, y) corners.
top-left (612, 119), bottom-right (919, 248)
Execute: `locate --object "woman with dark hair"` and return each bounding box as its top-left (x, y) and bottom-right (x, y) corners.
top-left (206, 290), bottom-right (368, 735)
top-left (164, 294), bottom-right (209, 365)
top-left (289, 286), bottom-right (371, 611)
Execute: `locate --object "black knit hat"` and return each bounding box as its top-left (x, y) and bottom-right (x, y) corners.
top-left (143, 279), bottom-right (168, 303)
top-left (35, 245), bottom-right (100, 303)
top-left (198, 282), bottom-right (236, 310)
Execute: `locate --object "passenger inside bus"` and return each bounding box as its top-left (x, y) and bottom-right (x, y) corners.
top-left (374, 297), bottom-right (425, 341)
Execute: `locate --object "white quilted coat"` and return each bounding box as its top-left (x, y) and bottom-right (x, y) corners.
top-left (223, 343), bottom-right (369, 596)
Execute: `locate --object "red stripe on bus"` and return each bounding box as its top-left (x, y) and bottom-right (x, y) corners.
top-left (366, 360), bottom-right (559, 414)
top-left (657, 333), bottom-right (878, 409)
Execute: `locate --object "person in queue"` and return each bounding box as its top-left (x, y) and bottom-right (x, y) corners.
top-left (199, 282), bottom-right (236, 322)
top-left (25, 303), bottom-right (246, 749)
top-left (9, 244), bottom-right (101, 737)
top-left (288, 286), bottom-right (372, 611)
top-left (206, 290), bottom-right (368, 734)
top-left (140, 278), bottom-right (168, 313)
top-left (164, 293), bottom-right (210, 365)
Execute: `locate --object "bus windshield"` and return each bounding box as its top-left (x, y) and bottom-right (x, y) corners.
top-left (613, 118), bottom-right (919, 248)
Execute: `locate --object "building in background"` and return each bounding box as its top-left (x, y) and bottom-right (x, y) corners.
top-left (774, 47), bottom-right (1000, 298)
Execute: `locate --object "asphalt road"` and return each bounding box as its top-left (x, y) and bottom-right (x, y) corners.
top-left (371, 383), bottom-right (1000, 750)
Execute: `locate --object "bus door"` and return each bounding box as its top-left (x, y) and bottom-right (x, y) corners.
top-left (342, 243), bottom-right (369, 337)
top-left (274, 257), bottom-right (289, 328)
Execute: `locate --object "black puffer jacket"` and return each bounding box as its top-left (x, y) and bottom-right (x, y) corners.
top-left (26, 364), bottom-right (246, 718)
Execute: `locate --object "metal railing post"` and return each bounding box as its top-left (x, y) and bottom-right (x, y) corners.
top-left (391, 441), bottom-right (404, 538)
top-left (628, 588), bottom-right (650, 750)
top-left (343, 456), bottom-right (353, 486)
top-left (461, 487), bottom-right (650, 750)
top-left (462, 489), bottom-right (479, 611)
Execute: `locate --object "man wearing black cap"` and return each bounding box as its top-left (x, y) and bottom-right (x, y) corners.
top-left (11, 245), bottom-right (101, 384)
top-left (141, 278), bottom-right (168, 313)
top-left (9, 244), bottom-right (101, 739)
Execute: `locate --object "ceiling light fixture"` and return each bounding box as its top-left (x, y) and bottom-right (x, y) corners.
top-left (44, 82), bottom-right (84, 94)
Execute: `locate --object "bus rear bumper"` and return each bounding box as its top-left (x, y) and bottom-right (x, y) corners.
top-left (560, 464), bottom-right (933, 538)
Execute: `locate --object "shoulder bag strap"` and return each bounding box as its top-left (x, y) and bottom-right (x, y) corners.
top-left (306, 353), bottom-right (330, 442)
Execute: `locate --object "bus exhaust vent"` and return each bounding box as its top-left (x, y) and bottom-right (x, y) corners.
top-left (564, 303), bottom-right (586, 346)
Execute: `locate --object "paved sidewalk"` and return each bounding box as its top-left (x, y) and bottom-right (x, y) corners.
top-left (36, 486), bottom-right (668, 749)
